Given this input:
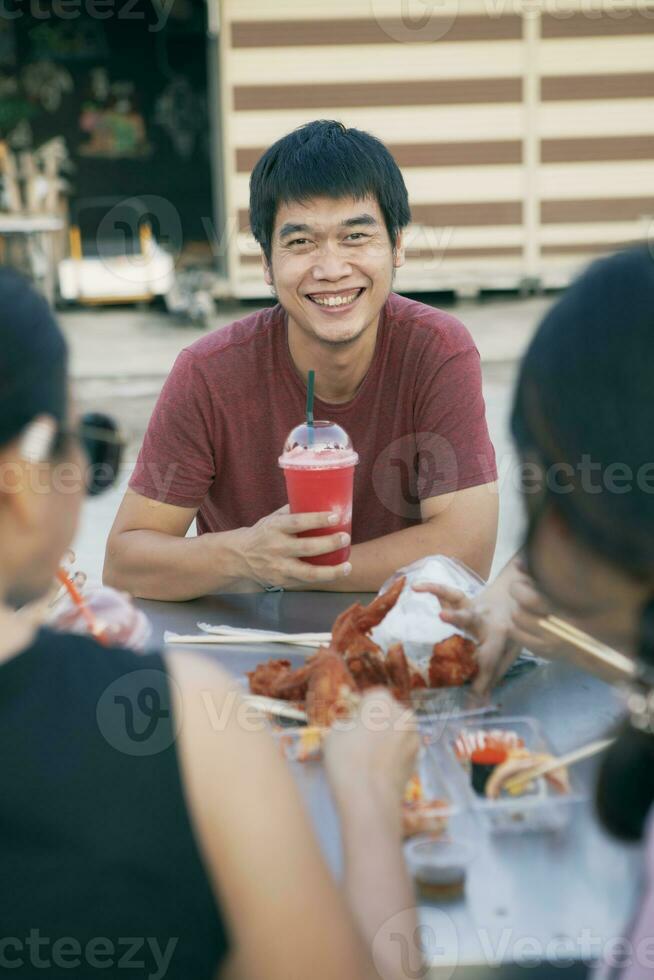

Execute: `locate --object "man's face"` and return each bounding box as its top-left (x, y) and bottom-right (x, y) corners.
top-left (264, 195), bottom-right (404, 346)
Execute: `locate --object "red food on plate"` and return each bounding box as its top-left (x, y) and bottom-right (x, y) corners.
top-left (428, 635), bottom-right (478, 688)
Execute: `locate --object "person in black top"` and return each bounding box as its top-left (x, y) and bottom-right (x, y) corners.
top-left (0, 268), bottom-right (420, 980)
top-left (410, 246), bottom-right (654, 976)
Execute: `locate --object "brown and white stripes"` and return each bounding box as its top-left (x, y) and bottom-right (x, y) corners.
top-left (216, 0), bottom-right (654, 296)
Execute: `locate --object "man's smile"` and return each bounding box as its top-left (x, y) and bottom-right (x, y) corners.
top-left (306, 287), bottom-right (366, 311)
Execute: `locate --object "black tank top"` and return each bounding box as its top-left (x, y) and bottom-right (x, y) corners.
top-left (0, 628), bottom-right (229, 978)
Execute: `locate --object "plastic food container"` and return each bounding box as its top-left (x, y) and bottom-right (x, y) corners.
top-left (443, 716), bottom-right (584, 834)
top-left (273, 730), bottom-right (462, 837)
top-left (370, 555), bottom-right (485, 665)
top-left (401, 741), bottom-right (463, 838)
top-left (404, 835), bottom-right (476, 901)
top-left (411, 685), bottom-right (496, 725)
top-left (370, 554), bottom-right (541, 685)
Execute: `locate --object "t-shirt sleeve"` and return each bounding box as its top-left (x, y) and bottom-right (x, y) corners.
top-left (129, 349), bottom-right (216, 508)
top-left (414, 344), bottom-right (497, 499)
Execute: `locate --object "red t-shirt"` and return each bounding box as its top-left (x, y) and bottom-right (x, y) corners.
top-left (129, 293), bottom-right (497, 542)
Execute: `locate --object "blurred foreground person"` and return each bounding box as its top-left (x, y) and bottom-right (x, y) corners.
top-left (0, 268), bottom-right (419, 980)
top-left (425, 246), bottom-right (654, 978)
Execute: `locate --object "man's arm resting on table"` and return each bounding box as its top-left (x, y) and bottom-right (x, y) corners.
top-left (103, 490), bottom-right (250, 600)
top-left (104, 489), bottom-right (354, 600)
top-left (319, 481), bottom-right (499, 592)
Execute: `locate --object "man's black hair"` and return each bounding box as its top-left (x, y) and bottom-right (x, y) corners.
top-left (249, 120), bottom-right (411, 262)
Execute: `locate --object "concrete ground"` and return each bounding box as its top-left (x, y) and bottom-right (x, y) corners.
top-left (63, 294), bottom-right (554, 587)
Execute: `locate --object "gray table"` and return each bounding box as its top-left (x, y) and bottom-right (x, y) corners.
top-left (139, 591), bottom-right (642, 978)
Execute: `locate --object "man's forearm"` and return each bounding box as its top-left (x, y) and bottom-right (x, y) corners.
top-left (103, 528), bottom-right (251, 600)
top-left (320, 519), bottom-right (494, 592)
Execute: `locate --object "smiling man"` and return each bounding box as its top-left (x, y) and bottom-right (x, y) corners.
top-left (104, 121), bottom-right (498, 598)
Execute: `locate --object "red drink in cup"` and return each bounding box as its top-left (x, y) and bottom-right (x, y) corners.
top-left (279, 421), bottom-right (359, 566)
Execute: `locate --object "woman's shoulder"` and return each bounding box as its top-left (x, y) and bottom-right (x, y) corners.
top-left (33, 626), bottom-right (165, 676)
top-left (20, 630), bottom-right (236, 738)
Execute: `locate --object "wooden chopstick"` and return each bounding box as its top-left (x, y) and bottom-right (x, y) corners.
top-left (198, 624), bottom-right (331, 643)
top-left (503, 737), bottom-right (615, 793)
top-left (242, 695), bottom-right (308, 722)
top-left (164, 632), bottom-right (323, 649)
top-left (538, 616), bottom-right (636, 681)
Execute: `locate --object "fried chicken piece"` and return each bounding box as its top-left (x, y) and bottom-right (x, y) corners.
top-left (330, 602), bottom-right (382, 658)
top-left (246, 656), bottom-right (319, 701)
top-left (385, 643), bottom-right (412, 701)
top-left (272, 658), bottom-right (317, 701)
top-left (346, 649), bottom-right (389, 692)
top-left (329, 576), bottom-right (406, 657)
top-left (249, 577), bottom-right (411, 718)
top-left (248, 650), bottom-right (358, 723)
top-left (410, 669), bottom-right (428, 691)
top-left (247, 658), bottom-right (293, 697)
top-left (306, 651), bottom-right (357, 727)
top-left (356, 576), bottom-right (406, 633)
top-left (428, 635), bottom-right (478, 688)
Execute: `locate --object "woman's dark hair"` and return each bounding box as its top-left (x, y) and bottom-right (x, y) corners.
top-left (248, 119), bottom-right (411, 262)
top-left (596, 598), bottom-right (654, 840)
top-left (0, 267), bottom-right (68, 452)
top-left (510, 245), bottom-right (654, 840)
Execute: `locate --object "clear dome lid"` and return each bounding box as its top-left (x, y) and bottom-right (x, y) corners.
top-left (278, 420), bottom-right (359, 469)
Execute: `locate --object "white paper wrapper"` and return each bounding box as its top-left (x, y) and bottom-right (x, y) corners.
top-left (369, 555), bottom-right (484, 670)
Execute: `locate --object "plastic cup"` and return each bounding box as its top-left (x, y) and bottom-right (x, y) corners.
top-left (278, 421), bottom-right (359, 566)
top-left (404, 835), bottom-right (476, 902)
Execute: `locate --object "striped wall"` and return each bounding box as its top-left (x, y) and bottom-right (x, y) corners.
top-left (217, 1), bottom-right (654, 296)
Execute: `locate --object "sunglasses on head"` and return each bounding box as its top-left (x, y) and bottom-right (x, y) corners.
top-left (75, 412), bottom-right (126, 496)
top-left (21, 412), bottom-right (126, 496)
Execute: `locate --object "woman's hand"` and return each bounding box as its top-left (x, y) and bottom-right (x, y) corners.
top-left (414, 555), bottom-right (554, 693)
